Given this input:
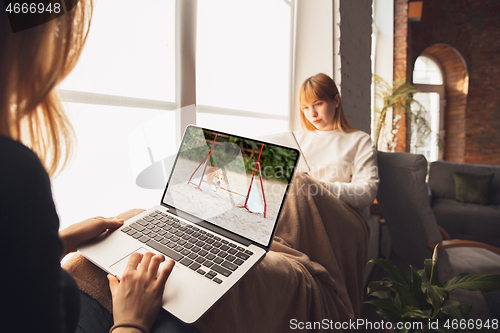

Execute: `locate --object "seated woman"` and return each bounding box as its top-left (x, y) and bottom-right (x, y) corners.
top-left (295, 73), bottom-right (379, 211)
top-left (188, 74), bottom-right (378, 332)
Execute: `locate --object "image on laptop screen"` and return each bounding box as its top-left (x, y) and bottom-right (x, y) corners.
top-left (161, 126), bottom-right (299, 247)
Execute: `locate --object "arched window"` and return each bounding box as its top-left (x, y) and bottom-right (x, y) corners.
top-left (411, 55), bottom-right (445, 162)
top-left (413, 56), bottom-right (443, 85)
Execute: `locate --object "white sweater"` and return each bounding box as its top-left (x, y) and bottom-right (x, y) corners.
top-left (294, 129), bottom-right (379, 209)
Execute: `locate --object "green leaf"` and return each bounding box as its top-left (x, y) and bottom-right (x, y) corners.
top-left (394, 293), bottom-right (403, 310)
top-left (425, 285), bottom-right (446, 318)
top-left (367, 280), bottom-right (393, 294)
top-left (440, 300), bottom-right (468, 320)
top-left (441, 273), bottom-right (500, 292)
top-left (392, 281), bottom-right (420, 308)
top-left (422, 308), bottom-right (433, 317)
top-left (410, 266), bottom-right (427, 308)
top-left (365, 299), bottom-right (402, 322)
top-left (369, 259), bottom-right (410, 286)
top-left (401, 306), bottom-right (429, 319)
top-left (368, 290), bottom-right (393, 300)
top-left (424, 259), bottom-right (440, 285)
top-left (372, 74), bottom-right (443, 151)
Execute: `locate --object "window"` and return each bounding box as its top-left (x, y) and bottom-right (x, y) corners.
top-left (52, 1), bottom-right (294, 228)
top-left (52, 105), bottom-right (174, 227)
top-left (411, 92), bottom-right (440, 160)
top-left (61, 0), bottom-right (176, 101)
top-left (53, 0), bottom-right (177, 227)
top-left (411, 55), bottom-right (445, 162)
top-left (413, 56), bottom-right (443, 85)
top-left (196, 0), bottom-right (292, 137)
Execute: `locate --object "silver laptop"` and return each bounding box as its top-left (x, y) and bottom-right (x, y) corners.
top-left (79, 125), bottom-right (300, 324)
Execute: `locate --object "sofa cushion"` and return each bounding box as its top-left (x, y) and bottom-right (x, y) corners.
top-left (432, 197), bottom-right (500, 248)
top-left (454, 171), bottom-right (494, 205)
top-left (438, 247), bottom-right (500, 282)
top-left (429, 161), bottom-right (500, 205)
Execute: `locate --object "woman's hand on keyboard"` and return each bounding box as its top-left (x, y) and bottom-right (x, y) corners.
top-left (108, 252), bottom-right (174, 331)
top-left (59, 216), bottom-right (124, 258)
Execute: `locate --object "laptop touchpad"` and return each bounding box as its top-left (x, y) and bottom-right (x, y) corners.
top-left (109, 247), bottom-right (149, 277)
top-left (109, 247), bottom-right (178, 278)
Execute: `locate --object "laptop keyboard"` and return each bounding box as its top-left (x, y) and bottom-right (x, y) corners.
top-left (121, 210), bottom-right (254, 284)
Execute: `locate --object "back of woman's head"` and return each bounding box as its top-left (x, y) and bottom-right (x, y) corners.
top-left (0, 1), bottom-right (92, 176)
top-left (299, 73), bottom-right (356, 132)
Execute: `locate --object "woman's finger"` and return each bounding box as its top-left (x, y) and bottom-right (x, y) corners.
top-left (125, 252), bottom-right (144, 272)
top-left (103, 218), bottom-right (124, 228)
top-left (107, 274), bottom-right (120, 297)
top-left (147, 254), bottom-right (165, 278)
top-left (156, 259), bottom-right (175, 287)
top-left (95, 217), bottom-right (124, 230)
top-left (138, 252), bottom-right (155, 273)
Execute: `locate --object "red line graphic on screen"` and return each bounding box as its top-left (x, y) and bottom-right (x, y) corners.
top-left (187, 136), bottom-right (267, 218)
top-left (187, 134), bottom-right (218, 190)
top-left (238, 143), bottom-right (267, 218)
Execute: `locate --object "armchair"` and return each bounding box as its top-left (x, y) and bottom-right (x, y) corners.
top-left (375, 152), bottom-right (500, 320)
top-left (428, 160), bottom-right (500, 248)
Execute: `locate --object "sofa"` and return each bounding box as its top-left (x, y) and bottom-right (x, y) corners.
top-left (428, 160), bottom-right (500, 248)
top-left (376, 152), bottom-right (500, 320)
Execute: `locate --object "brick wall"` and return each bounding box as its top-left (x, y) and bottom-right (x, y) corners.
top-left (408, 0), bottom-right (500, 165)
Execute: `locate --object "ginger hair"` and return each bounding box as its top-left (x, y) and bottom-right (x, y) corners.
top-left (0, 0), bottom-right (92, 176)
top-left (299, 73), bottom-right (356, 132)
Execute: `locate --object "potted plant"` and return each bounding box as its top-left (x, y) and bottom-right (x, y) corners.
top-left (366, 246), bottom-right (500, 333)
top-left (373, 74), bottom-right (441, 152)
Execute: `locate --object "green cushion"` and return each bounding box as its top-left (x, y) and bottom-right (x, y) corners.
top-left (453, 172), bottom-right (494, 205)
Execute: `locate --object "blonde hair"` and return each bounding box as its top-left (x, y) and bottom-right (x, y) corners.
top-left (0, 1), bottom-right (92, 176)
top-left (299, 73), bottom-right (356, 132)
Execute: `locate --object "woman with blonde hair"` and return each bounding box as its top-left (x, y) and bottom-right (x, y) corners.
top-left (171, 74), bottom-right (376, 331)
top-left (295, 73), bottom-right (378, 210)
top-left (0, 3), bottom-right (175, 333)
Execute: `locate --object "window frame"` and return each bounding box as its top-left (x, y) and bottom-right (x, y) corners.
top-left (60, 0), bottom-right (296, 145)
top-left (412, 55), bottom-right (446, 161)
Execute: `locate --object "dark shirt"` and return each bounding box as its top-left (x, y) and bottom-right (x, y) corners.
top-left (0, 135), bottom-right (79, 332)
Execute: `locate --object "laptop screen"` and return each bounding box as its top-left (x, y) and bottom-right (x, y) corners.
top-left (161, 126), bottom-right (299, 247)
